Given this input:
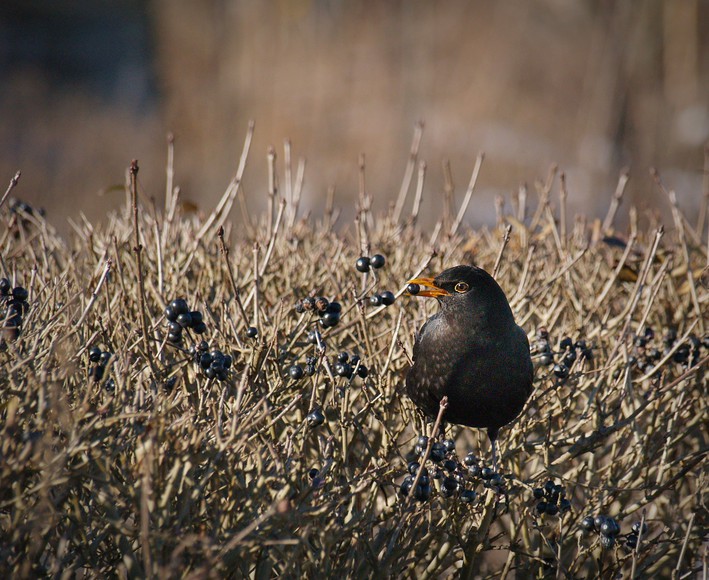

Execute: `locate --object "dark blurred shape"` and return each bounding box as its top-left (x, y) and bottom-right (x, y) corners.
top-left (0, 0), bottom-right (160, 233)
top-left (602, 236), bottom-right (629, 250)
top-left (1, 0), bottom-right (708, 232)
top-left (0, 0), bottom-right (156, 108)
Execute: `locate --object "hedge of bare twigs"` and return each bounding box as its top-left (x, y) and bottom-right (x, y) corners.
top-left (0, 134), bottom-right (707, 578)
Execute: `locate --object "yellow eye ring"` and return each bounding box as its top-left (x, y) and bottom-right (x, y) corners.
top-left (454, 281), bottom-right (469, 293)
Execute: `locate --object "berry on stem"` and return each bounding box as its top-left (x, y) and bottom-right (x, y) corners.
top-left (380, 291), bottom-right (395, 306)
top-left (356, 257), bottom-right (370, 273)
top-left (170, 298), bottom-right (189, 315)
top-left (370, 254), bottom-right (386, 269)
top-left (306, 408), bottom-right (325, 428)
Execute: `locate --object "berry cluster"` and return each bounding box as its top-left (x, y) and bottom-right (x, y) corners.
top-left (532, 328), bottom-right (593, 381)
top-left (367, 291), bottom-right (396, 307)
top-left (164, 298), bottom-right (207, 344)
top-left (462, 451), bottom-right (506, 494)
top-left (580, 514), bottom-right (626, 549)
top-left (332, 351), bottom-right (369, 379)
top-left (9, 198), bottom-right (45, 218)
top-left (1, 279), bottom-right (29, 340)
top-left (355, 254), bottom-right (386, 273)
top-left (88, 346), bottom-right (115, 391)
top-left (628, 327), bottom-right (706, 373)
top-left (398, 436), bottom-right (503, 503)
top-left (288, 351), bottom-right (367, 382)
top-left (304, 356), bottom-right (318, 376)
top-left (189, 340), bottom-right (232, 381)
top-left (295, 296), bottom-right (343, 328)
top-left (532, 479), bottom-right (571, 516)
top-left (623, 521), bottom-right (648, 550)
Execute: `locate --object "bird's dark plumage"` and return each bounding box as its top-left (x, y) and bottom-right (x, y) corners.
top-left (405, 265), bottom-right (533, 456)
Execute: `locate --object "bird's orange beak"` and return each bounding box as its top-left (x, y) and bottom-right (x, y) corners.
top-left (406, 277), bottom-right (450, 298)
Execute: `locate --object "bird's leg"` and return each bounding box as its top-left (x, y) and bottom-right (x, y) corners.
top-left (436, 421), bottom-right (447, 441)
top-left (487, 427), bottom-right (499, 472)
top-left (490, 439), bottom-right (499, 473)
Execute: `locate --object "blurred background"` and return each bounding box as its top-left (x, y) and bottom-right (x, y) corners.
top-left (1, 0), bottom-right (707, 233)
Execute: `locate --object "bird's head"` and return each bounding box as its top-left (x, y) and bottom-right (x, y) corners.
top-left (407, 265), bottom-right (513, 319)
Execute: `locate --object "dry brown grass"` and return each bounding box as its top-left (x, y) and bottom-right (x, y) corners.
top-left (0, 136), bottom-right (707, 578)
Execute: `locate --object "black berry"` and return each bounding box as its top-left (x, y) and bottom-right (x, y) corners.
top-left (380, 291), bottom-right (396, 306)
top-left (12, 286), bottom-right (28, 301)
top-left (370, 254), bottom-right (386, 269)
top-left (320, 312), bottom-right (340, 328)
top-left (356, 257), bottom-right (370, 273)
top-left (306, 408), bottom-right (325, 428)
top-left (177, 313), bottom-right (193, 328)
top-left (170, 298), bottom-right (189, 315)
top-left (429, 443), bottom-right (446, 462)
top-left (631, 521), bottom-right (648, 535)
top-left (553, 363), bottom-right (569, 379)
top-left (580, 516), bottom-right (596, 532)
top-left (334, 362), bottom-right (352, 378)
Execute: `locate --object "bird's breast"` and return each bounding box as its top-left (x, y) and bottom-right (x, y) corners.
top-left (406, 315), bottom-right (532, 430)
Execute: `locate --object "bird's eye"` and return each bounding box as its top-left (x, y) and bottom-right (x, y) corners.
top-left (454, 281), bottom-right (469, 293)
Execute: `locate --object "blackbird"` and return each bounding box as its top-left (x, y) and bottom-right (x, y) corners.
top-left (405, 265), bottom-right (533, 468)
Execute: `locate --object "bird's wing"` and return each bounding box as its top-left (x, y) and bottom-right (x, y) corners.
top-left (410, 315), bottom-right (436, 362)
top-left (514, 324), bottom-right (535, 394)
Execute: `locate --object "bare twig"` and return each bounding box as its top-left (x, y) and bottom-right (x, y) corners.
top-left (450, 153), bottom-right (484, 236)
top-left (0, 170), bottom-right (21, 211)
